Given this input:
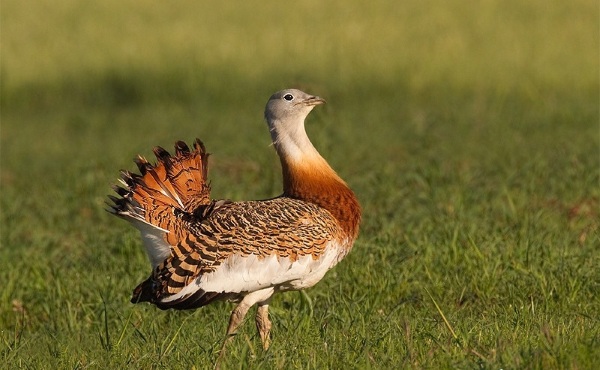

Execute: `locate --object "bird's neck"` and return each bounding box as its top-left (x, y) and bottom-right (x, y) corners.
top-left (273, 124), bottom-right (361, 239)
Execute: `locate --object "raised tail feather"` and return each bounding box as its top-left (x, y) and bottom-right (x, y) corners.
top-left (107, 139), bottom-right (211, 230)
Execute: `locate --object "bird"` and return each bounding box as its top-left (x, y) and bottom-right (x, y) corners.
top-left (107, 88), bottom-right (361, 354)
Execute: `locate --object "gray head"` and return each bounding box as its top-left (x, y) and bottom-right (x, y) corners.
top-left (264, 89), bottom-right (325, 124)
top-left (264, 89), bottom-right (326, 160)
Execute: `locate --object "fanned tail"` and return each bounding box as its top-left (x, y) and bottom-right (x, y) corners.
top-left (107, 139), bottom-right (211, 231)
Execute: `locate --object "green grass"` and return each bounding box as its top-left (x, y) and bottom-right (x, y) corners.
top-left (1, 0), bottom-right (598, 369)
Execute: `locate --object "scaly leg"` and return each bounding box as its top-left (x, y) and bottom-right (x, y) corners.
top-left (217, 301), bottom-right (251, 361)
top-left (215, 288), bottom-right (274, 368)
top-left (255, 303), bottom-right (272, 350)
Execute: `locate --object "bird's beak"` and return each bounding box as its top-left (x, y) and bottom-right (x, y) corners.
top-left (303, 96), bottom-right (326, 106)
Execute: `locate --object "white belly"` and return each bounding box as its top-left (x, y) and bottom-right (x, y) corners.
top-left (159, 240), bottom-right (351, 305)
top-left (200, 240), bottom-right (347, 293)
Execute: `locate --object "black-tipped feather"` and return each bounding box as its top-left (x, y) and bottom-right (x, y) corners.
top-left (175, 141), bottom-right (190, 155)
top-left (153, 146), bottom-right (171, 163)
top-left (134, 156), bottom-right (152, 174)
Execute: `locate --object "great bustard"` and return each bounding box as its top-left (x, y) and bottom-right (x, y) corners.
top-left (108, 89), bottom-right (361, 352)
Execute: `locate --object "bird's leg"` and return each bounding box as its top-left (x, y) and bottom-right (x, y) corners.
top-left (217, 301), bottom-right (252, 363)
top-left (227, 301), bottom-right (253, 337)
top-left (255, 303), bottom-right (272, 350)
top-left (215, 288), bottom-right (274, 368)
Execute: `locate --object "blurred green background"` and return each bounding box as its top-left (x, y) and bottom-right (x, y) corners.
top-left (3, 0), bottom-right (595, 107)
top-left (1, 1), bottom-right (598, 369)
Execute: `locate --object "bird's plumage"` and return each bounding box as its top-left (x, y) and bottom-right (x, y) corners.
top-left (108, 88), bottom-right (361, 352)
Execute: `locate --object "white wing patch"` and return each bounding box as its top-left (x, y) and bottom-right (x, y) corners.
top-left (133, 221), bottom-right (171, 268)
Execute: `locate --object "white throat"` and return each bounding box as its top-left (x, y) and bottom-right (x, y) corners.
top-left (269, 117), bottom-right (322, 163)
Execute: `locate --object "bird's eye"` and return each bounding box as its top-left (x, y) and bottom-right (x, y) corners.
top-left (283, 94), bottom-right (294, 101)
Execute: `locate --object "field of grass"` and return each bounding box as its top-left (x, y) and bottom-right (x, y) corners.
top-left (1, 0), bottom-right (598, 368)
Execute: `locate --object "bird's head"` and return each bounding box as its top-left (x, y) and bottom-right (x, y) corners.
top-left (264, 89), bottom-right (325, 129)
top-left (264, 89), bottom-right (325, 158)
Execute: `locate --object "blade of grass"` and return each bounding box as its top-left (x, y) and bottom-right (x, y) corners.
top-left (425, 288), bottom-right (458, 340)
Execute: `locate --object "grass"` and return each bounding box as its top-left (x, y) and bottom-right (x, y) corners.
top-left (1, 0), bottom-right (599, 368)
